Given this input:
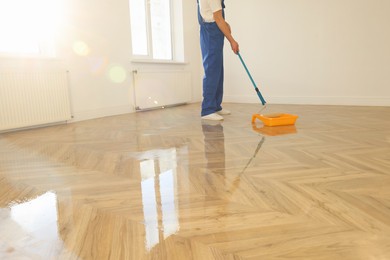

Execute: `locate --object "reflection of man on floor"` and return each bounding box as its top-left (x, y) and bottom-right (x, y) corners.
top-left (202, 121), bottom-right (226, 174)
top-left (201, 121), bottom-right (226, 196)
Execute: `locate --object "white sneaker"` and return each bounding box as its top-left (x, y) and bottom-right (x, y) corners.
top-left (201, 113), bottom-right (224, 121)
top-left (217, 109), bottom-right (231, 115)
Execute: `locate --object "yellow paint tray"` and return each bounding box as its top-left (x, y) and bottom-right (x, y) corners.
top-left (252, 113), bottom-right (298, 127)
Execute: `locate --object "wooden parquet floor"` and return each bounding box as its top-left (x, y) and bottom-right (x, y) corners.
top-left (1, 103), bottom-right (390, 259)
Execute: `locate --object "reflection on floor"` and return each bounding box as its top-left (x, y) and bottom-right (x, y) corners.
top-left (1, 103), bottom-right (390, 259)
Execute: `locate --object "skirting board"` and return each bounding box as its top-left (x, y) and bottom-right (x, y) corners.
top-left (70, 105), bottom-right (134, 122)
top-left (223, 95), bottom-right (390, 106)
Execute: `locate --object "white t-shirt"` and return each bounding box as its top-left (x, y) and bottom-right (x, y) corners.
top-left (198, 0), bottom-right (222, 22)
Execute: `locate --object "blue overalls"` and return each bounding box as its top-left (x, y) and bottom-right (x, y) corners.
top-left (197, 0), bottom-right (225, 117)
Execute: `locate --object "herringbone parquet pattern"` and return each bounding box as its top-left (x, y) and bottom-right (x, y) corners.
top-left (1, 103), bottom-right (389, 259)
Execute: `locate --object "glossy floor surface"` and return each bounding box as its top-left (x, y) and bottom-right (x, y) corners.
top-left (1, 103), bottom-right (390, 260)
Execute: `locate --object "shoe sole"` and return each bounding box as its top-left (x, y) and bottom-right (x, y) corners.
top-left (201, 115), bottom-right (224, 121)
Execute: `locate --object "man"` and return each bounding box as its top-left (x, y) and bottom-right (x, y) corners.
top-left (197, 0), bottom-right (239, 121)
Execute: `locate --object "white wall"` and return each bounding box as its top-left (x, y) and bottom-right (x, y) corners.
top-left (62, 0), bottom-right (202, 121)
top-left (223, 0), bottom-right (390, 106)
top-left (0, 0), bottom-right (203, 122)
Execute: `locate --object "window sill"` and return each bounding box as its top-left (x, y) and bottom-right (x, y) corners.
top-left (131, 59), bottom-right (188, 65)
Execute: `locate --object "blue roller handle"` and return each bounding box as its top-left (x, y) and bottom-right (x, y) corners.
top-left (237, 52), bottom-right (266, 105)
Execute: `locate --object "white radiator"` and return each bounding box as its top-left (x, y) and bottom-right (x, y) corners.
top-left (0, 71), bottom-right (72, 131)
top-left (133, 70), bottom-right (192, 111)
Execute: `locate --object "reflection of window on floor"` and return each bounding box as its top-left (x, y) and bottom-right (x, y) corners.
top-left (4, 191), bottom-right (79, 259)
top-left (139, 148), bottom-right (180, 251)
top-left (11, 192), bottom-right (59, 237)
top-left (5, 192), bottom-right (60, 257)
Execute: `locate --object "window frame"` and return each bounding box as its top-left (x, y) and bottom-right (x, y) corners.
top-left (129, 0), bottom-right (185, 63)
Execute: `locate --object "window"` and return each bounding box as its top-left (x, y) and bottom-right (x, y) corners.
top-left (0, 0), bottom-right (64, 57)
top-left (129, 0), bottom-right (184, 62)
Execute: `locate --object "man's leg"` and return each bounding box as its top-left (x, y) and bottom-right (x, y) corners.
top-left (200, 24), bottom-right (224, 117)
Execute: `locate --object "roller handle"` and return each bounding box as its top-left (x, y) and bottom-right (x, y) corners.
top-left (237, 52), bottom-right (266, 105)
